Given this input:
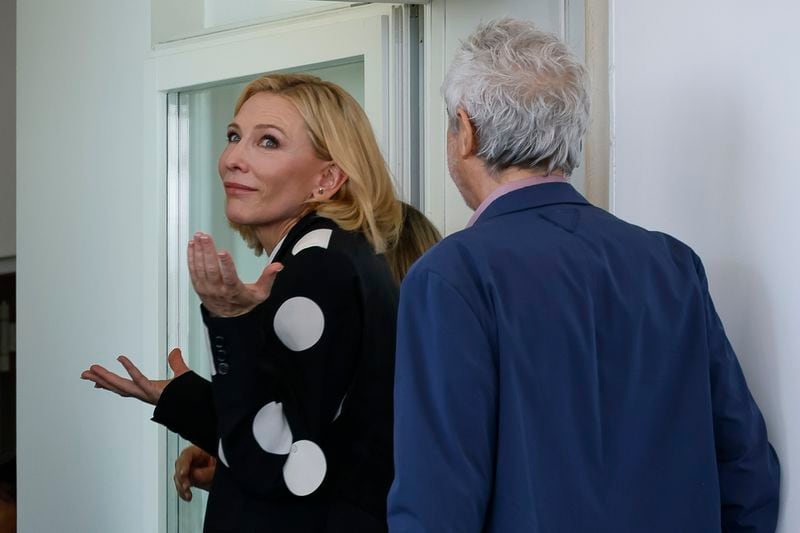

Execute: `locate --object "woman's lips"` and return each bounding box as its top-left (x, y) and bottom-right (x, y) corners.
top-left (224, 182), bottom-right (258, 195)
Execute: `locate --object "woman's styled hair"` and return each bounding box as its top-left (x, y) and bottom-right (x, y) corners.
top-left (230, 73), bottom-right (403, 255)
top-left (386, 202), bottom-right (442, 285)
top-left (442, 18), bottom-right (590, 176)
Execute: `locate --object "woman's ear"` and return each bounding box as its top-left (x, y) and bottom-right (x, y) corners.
top-left (314, 163), bottom-right (349, 200)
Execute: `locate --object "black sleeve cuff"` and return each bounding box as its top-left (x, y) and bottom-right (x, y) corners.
top-left (152, 371), bottom-right (218, 455)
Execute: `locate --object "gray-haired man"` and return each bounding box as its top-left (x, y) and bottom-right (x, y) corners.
top-left (389, 18), bottom-right (779, 533)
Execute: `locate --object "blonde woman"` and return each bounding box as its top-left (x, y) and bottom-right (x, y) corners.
top-left (82, 74), bottom-right (415, 532)
top-left (170, 201), bottom-right (441, 506)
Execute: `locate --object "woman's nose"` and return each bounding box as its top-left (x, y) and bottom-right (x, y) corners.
top-left (222, 142), bottom-right (249, 173)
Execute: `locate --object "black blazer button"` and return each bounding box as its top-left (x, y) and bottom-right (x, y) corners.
top-left (217, 362), bottom-right (230, 375)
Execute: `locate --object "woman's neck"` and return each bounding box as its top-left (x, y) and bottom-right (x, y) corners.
top-left (254, 214), bottom-right (306, 257)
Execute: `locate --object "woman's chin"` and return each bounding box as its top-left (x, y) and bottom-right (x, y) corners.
top-left (226, 212), bottom-right (273, 229)
top-left (226, 214), bottom-right (248, 226)
top-left (225, 206), bottom-right (255, 226)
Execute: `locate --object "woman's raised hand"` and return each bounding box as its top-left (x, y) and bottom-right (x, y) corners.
top-left (80, 348), bottom-right (191, 405)
top-left (188, 232), bottom-right (283, 317)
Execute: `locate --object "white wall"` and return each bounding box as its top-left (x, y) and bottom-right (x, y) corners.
top-left (0, 0), bottom-right (14, 262)
top-left (17, 1), bottom-right (162, 532)
top-left (612, 1), bottom-right (800, 529)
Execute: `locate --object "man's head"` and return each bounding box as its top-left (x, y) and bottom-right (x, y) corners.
top-left (442, 18), bottom-right (590, 209)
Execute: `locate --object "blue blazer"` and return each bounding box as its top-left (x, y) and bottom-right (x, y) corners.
top-left (389, 182), bottom-right (779, 532)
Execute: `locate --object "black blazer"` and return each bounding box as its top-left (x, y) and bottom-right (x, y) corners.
top-left (154, 213), bottom-right (398, 532)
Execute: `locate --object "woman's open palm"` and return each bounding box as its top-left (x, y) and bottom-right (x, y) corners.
top-left (188, 232), bottom-right (283, 317)
top-left (81, 348), bottom-right (191, 405)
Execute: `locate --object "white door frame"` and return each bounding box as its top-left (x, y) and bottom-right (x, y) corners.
top-left (139, 5), bottom-right (408, 531)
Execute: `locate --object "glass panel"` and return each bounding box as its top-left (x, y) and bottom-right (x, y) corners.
top-left (167, 58), bottom-right (365, 533)
top-left (204, 0), bottom-right (352, 29)
top-left (152, 0), bottom-right (352, 44)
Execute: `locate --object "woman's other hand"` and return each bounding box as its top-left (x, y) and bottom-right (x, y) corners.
top-left (80, 348), bottom-right (190, 405)
top-left (188, 232), bottom-right (283, 317)
top-left (174, 445), bottom-right (217, 502)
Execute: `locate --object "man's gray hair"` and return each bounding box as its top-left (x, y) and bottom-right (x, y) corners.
top-left (442, 18), bottom-right (590, 176)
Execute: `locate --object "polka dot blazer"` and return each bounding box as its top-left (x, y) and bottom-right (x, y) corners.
top-left (153, 213), bottom-right (398, 532)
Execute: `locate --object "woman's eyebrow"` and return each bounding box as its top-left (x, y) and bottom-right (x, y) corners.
top-left (253, 123), bottom-right (287, 136)
top-left (227, 122), bottom-right (287, 136)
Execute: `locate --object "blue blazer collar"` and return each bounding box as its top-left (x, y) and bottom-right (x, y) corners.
top-left (474, 182), bottom-right (592, 225)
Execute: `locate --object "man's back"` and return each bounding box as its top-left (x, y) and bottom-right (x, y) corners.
top-left (389, 182), bottom-right (779, 532)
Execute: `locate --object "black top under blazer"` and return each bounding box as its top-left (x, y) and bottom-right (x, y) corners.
top-left (153, 213), bottom-right (398, 532)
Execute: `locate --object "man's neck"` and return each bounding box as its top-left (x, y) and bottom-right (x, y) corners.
top-left (476, 168), bottom-right (567, 204)
top-left (465, 168), bottom-right (570, 227)
top-left (495, 167), bottom-right (565, 185)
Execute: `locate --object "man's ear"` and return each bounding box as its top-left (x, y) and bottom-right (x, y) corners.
top-left (315, 163), bottom-right (349, 199)
top-left (454, 107), bottom-right (477, 158)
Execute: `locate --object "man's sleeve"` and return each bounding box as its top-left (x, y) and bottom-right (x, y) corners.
top-left (694, 254), bottom-right (781, 532)
top-left (388, 267), bottom-right (497, 532)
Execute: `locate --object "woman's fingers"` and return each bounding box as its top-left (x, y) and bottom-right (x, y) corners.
top-left (119, 356), bottom-right (167, 404)
top-left (198, 234), bottom-right (222, 285)
top-left (192, 235), bottom-right (209, 288)
top-left (174, 450), bottom-right (193, 501)
top-left (188, 232), bottom-right (273, 315)
top-left (117, 355), bottom-right (152, 390)
top-left (83, 349), bottom-right (187, 404)
top-left (82, 364), bottom-right (142, 399)
top-left (187, 240), bottom-right (201, 293)
top-left (218, 251), bottom-right (240, 288)
top-left (174, 470), bottom-right (192, 502)
top-left (82, 357), bottom-right (162, 404)
top-left (167, 347), bottom-right (190, 377)
top-left (174, 445), bottom-right (214, 501)
top-left (81, 369), bottom-right (120, 395)
top-left (189, 233), bottom-right (229, 297)
top-left (254, 262), bottom-right (284, 299)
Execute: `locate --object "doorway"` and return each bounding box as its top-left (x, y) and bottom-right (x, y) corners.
top-left (153, 5), bottom-right (424, 531)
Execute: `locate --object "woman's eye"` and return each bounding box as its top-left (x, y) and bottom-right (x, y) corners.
top-left (226, 131), bottom-right (241, 143)
top-left (259, 135), bottom-right (279, 149)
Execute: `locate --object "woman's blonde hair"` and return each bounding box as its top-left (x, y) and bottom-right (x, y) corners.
top-left (230, 73), bottom-right (402, 254)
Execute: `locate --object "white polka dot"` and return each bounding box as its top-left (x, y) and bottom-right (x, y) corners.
top-left (218, 439), bottom-right (229, 468)
top-left (252, 401), bottom-right (293, 455)
top-left (273, 297), bottom-right (325, 352)
top-left (292, 229), bottom-right (332, 256)
top-left (283, 440), bottom-right (327, 496)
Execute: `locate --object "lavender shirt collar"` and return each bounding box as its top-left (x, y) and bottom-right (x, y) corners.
top-left (466, 175), bottom-right (568, 228)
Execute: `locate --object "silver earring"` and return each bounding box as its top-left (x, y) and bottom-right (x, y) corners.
top-left (318, 187), bottom-right (325, 195)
